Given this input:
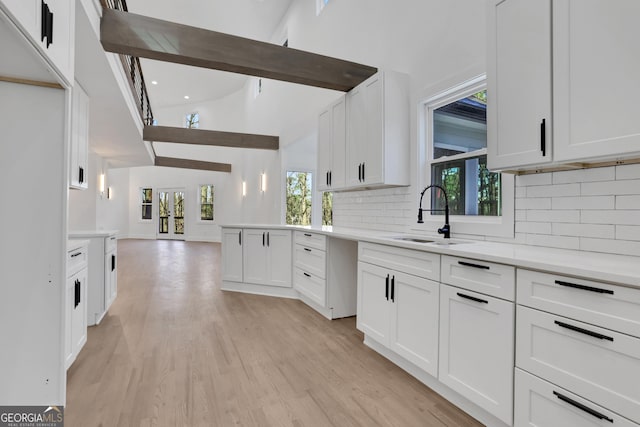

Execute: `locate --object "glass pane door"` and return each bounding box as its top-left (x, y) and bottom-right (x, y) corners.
top-left (157, 188), bottom-right (185, 240)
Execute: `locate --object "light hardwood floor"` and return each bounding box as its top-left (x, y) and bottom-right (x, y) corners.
top-left (66, 239), bottom-right (483, 427)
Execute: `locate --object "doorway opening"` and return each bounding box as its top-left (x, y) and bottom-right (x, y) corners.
top-left (157, 188), bottom-right (185, 240)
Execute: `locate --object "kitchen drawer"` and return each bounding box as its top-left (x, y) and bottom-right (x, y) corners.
top-left (517, 269), bottom-right (640, 339)
top-left (515, 368), bottom-right (638, 427)
top-left (294, 244), bottom-right (326, 279)
top-left (516, 305), bottom-right (640, 424)
top-left (105, 235), bottom-right (117, 253)
top-left (441, 255), bottom-right (515, 301)
top-left (67, 244), bottom-right (88, 277)
top-left (294, 231), bottom-right (326, 251)
top-left (359, 242), bottom-right (440, 281)
top-left (294, 267), bottom-right (326, 307)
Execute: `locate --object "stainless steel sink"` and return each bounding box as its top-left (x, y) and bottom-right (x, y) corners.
top-left (391, 236), bottom-right (435, 244)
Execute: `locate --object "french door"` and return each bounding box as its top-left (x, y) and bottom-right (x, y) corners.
top-left (157, 188), bottom-right (185, 240)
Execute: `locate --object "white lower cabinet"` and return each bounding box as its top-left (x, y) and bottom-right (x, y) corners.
top-left (357, 258), bottom-right (439, 377)
top-left (515, 369), bottom-right (638, 427)
top-left (65, 241), bottom-right (88, 369)
top-left (222, 228), bottom-right (243, 282)
top-left (242, 229), bottom-right (292, 288)
top-left (438, 283), bottom-right (514, 425)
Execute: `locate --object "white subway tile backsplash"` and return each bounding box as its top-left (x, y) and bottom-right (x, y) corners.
top-left (333, 163), bottom-right (640, 256)
top-left (552, 223), bottom-right (615, 239)
top-left (616, 195), bottom-right (640, 210)
top-left (615, 225), bottom-right (640, 241)
top-left (526, 183), bottom-right (580, 198)
top-left (616, 164), bottom-right (640, 180)
top-left (516, 173), bottom-right (552, 186)
top-left (581, 210), bottom-right (640, 225)
top-left (581, 180), bottom-right (640, 196)
top-left (552, 196), bottom-right (615, 210)
top-left (552, 166), bottom-right (615, 184)
top-left (526, 210), bottom-right (580, 223)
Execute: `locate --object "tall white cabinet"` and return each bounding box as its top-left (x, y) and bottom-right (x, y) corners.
top-left (317, 96), bottom-right (346, 191)
top-left (65, 241), bottom-right (88, 369)
top-left (488, 0), bottom-right (640, 171)
top-left (0, 16), bottom-right (69, 404)
top-left (69, 80), bottom-right (89, 189)
top-left (221, 228), bottom-right (243, 282)
top-left (70, 231), bottom-right (118, 326)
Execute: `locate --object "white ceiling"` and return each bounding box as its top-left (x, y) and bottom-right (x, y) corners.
top-left (126, 0), bottom-right (295, 109)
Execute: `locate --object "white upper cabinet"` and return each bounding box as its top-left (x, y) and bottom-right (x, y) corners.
top-left (69, 81), bottom-right (89, 190)
top-left (0, 0), bottom-right (74, 85)
top-left (488, 0), bottom-right (640, 171)
top-left (487, 0), bottom-right (552, 170)
top-left (341, 70), bottom-right (409, 190)
top-left (317, 96), bottom-right (346, 191)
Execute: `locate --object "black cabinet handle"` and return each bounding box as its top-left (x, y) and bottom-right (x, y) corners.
top-left (77, 279), bottom-right (81, 305)
top-left (303, 272), bottom-right (311, 278)
top-left (457, 292), bottom-right (488, 304)
top-left (385, 274), bottom-right (390, 300)
top-left (554, 280), bottom-right (613, 295)
top-left (541, 118), bottom-right (546, 156)
top-left (329, 171), bottom-right (332, 186)
top-left (70, 252), bottom-right (82, 258)
top-left (554, 320), bottom-right (613, 342)
top-left (326, 171), bottom-right (329, 186)
top-left (74, 279), bottom-right (80, 308)
top-left (458, 260), bottom-right (490, 270)
top-left (238, 231), bottom-right (242, 245)
top-left (78, 166), bottom-right (84, 184)
top-left (553, 391), bottom-right (613, 423)
top-left (304, 248), bottom-right (311, 252)
top-left (267, 232), bottom-right (270, 247)
top-left (112, 254), bottom-right (116, 271)
top-left (390, 276), bottom-right (395, 302)
top-left (262, 232), bottom-right (265, 246)
top-left (41, 1), bottom-right (46, 42)
top-left (362, 162), bottom-right (365, 181)
top-left (358, 164), bottom-right (361, 182)
top-left (47, 7), bottom-right (53, 47)
top-left (304, 233), bottom-right (312, 237)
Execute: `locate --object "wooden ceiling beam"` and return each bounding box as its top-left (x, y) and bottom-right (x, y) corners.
top-left (144, 126), bottom-right (279, 150)
top-left (154, 156), bottom-right (232, 173)
top-left (100, 8), bottom-right (378, 92)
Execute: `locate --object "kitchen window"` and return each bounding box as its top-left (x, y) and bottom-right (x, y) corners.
top-left (185, 112), bottom-right (199, 129)
top-left (199, 185), bottom-right (214, 221)
top-left (141, 188), bottom-right (153, 220)
top-left (420, 75), bottom-right (514, 237)
top-left (322, 192), bottom-right (333, 226)
top-left (286, 171), bottom-right (312, 225)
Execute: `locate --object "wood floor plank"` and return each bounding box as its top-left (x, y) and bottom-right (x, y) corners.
top-left (65, 240), bottom-right (483, 427)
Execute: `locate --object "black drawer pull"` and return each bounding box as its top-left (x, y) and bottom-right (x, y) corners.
top-left (303, 272), bottom-right (311, 278)
top-left (304, 233), bottom-right (312, 237)
top-left (540, 118), bottom-right (546, 156)
top-left (304, 248), bottom-right (312, 252)
top-left (390, 276), bottom-right (395, 302)
top-left (554, 280), bottom-right (613, 295)
top-left (263, 232), bottom-right (265, 246)
top-left (458, 261), bottom-right (490, 270)
top-left (457, 292), bottom-right (488, 304)
top-left (238, 231), bottom-right (242, 245)
top-left (329, 171), bottom-right (332, 186)
top-left (112, 254), bottom-right (116, 271)
top-left (70, 252), bottom-right (82, 258)
top-left (385, 274), bottom-right (390, 301)
top-left (553, 391), bottom-right (613, 423)
top-left (554, 320), bottom-right (613, 342)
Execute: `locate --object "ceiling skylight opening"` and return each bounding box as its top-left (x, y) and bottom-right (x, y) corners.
top-left (184, 95), bottom-right (190, 100)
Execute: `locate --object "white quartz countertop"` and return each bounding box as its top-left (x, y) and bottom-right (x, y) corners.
top-left (69, 230), bottom-right (119, 238)
top-left (222, 224), bottom-right (640, 289)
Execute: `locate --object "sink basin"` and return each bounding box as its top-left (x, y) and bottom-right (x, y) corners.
top-left (391, 236), bottom-right (434, 244)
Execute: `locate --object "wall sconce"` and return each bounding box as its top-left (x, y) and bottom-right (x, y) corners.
top-left (107, 187), bottom-right (112, 200)
top-left (260, 173), bottom-right (267, 192)
top-left (242, 181), bottom-right (247, 197)
top-left (99, 173), bottom-right (105, 198)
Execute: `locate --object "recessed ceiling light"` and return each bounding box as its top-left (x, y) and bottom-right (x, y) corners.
top-left (151, 80), bottom-right (158, 85)
top-left (184, 95), bottom-right (190, 99)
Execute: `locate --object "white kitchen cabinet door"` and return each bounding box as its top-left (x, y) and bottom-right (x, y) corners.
top-left (41, 0), bottom-right (74, 84)
top-left (553, 0), bottom-right (640, 162)
top-left (222, 228), bottom-right (243, 282)
top-left (265, 230), bottom-right (292, 288)
top-left (317, 96), bottom-right (346, 191)
top-left (389, 272), bottom-right (439, 377)
top-left (514, 368), bottom-right (638, 427)
top-left (66, 267), bottom-right (87, 369)
top-left (242, 229), bottom-right (268, 285)
top-left (64, 274), bottom-right (74, 368)
top-left (487, 0), bottom-right (552, 171)
top-left (356, 262), bottom-right (391, 345)
top-left (0, 0), bottom-right (38, 41)
top-left (439, 284), bottom-right (514, 425)
top-left (69, 81), bottom-right (89, 189)
top-left (346, 81), bottom-right (366, 187)
top-left (360, 73), bottom-right (384, 186)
